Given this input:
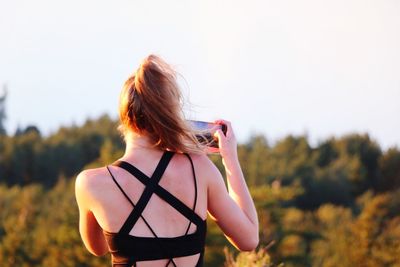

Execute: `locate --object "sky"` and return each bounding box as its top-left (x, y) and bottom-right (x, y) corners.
top-left (0, 0), bottom-right (399, 150)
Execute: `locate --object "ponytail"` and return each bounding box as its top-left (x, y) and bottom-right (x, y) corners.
top-left (118, 55), bottom-right (204, 154)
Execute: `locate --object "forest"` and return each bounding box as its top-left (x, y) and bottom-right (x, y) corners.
top-left (0, 114), bottom-right (400, 267)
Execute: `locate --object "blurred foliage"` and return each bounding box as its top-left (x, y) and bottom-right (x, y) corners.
top-left (1, 114), bottom-right (400, 266)
top-left (0, 87), bottom-right (6, 135)
top-left (224, 246), bottom-right (280, 267)
top-left (0, 180), bottom-right (109, 267)
top-left (0, 115), bottom-right (124, 187)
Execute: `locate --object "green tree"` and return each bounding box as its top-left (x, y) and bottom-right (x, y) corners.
top-left (378, 147), bottom-right (400, 191)
top-left (241, 135), bottom-right (270, 186)
top-left (0, 85), bottom-right (7, 135)
top-left (334, 133), bottom-right (382, 195)
top-left (310, 191), bottom-right (400, 267)
top-left (0, 184), bottom-right (44, 266)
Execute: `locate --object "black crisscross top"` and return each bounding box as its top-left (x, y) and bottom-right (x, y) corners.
top-left (103, 151), bottom-right (207, 267)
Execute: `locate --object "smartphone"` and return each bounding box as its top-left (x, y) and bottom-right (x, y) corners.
top-left (188, 120), bottom-right (227, 148)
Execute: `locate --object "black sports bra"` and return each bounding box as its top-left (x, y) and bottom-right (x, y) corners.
top-left (104, 151), bottom-right (207, 267)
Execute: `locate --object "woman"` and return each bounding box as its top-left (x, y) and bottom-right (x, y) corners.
top-left (75, 55), bottom-right (259, 267)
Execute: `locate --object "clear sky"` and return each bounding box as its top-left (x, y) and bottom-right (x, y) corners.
top-left (1, 0), bottom-right (399, 150)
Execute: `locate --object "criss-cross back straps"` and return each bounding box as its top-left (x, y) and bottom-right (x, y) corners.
top-left (115, 151), bottom-right (175, 235)
top-left (106, 151), bottom-right (204, 267)
top-left (106, 167), bottom-right (160, 239)
top-left (112, 154), bottom-right (203, 229)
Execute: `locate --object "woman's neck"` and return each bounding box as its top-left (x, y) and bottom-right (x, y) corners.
top-left (124, 132), bottom-right (158, 156)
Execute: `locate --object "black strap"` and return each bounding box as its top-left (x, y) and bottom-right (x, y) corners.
top-left (118, 151), bottom-right (174, 235)
top-left (151, 183), bottom-right (204, 226)
top-left (183, 153), bottom-right (197, 235)
top-left (106, 166), bottom-right (159, 238)
top-left (113, 155), bottom-right (203, 226)
top-left (166, 154), bottom-right (197, 267)
top-left (106, 166), bottom-right (135, 207)
top-left (109, 151), bottom-right (178, 267)
top-left (107, 151), bottom-right (202, 267)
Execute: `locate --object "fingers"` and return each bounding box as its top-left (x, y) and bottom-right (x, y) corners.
top-left (214, 119), bottom-right (229, 126)
top-left (214, 119), bottom-right (233, 139)
top-left (214, 128), bottom-right (224, 139)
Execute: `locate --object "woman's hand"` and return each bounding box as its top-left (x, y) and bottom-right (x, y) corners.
top-left (213, 119), bottom-right (238, 161)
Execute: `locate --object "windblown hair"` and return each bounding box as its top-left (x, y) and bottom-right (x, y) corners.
top-left (118, 55), bottom-right (204, 154)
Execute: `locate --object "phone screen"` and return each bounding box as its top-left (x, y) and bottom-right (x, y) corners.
top-left (188, 120), bottom-right (227, 148)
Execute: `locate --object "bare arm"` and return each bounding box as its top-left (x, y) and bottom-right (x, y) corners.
top-left (207, 120), bottom-right (259, 251)
top-left (75, 171), bottom-right (109, 256)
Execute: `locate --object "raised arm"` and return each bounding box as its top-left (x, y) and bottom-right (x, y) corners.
top-left (206, 120), bottom-right (259, 251)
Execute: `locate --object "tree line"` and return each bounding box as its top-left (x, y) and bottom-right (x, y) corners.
top-left (0, 114), bottom-right (399, 266)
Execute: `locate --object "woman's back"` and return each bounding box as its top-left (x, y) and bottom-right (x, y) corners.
top-left (75, 55), bottom-right (258, 267)
top-left (79, 149), bottom-right (210, 266)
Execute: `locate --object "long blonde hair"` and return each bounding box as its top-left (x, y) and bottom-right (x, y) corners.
top-left (118, 55), bottom-right (204, 154)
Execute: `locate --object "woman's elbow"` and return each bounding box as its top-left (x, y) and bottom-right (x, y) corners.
top-left (91, 250), bottom-right (108, 257)
top-left (237, 234), bottom-right (259, 251)
top-left (82, 236), bottom-right (109, 257)
top-left (88, 245), bottom-right (109, 257)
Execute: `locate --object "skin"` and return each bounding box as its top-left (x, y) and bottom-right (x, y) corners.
top-left (75, 119), bottom-right (259, 266)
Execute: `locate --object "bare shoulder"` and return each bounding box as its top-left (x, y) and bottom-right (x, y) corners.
top-left (75, 167), bottom-right (110, 195)
top-left (187, 153), bottom-right (213, 168)
top-left (187, 153), bottom-right (223, 182)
